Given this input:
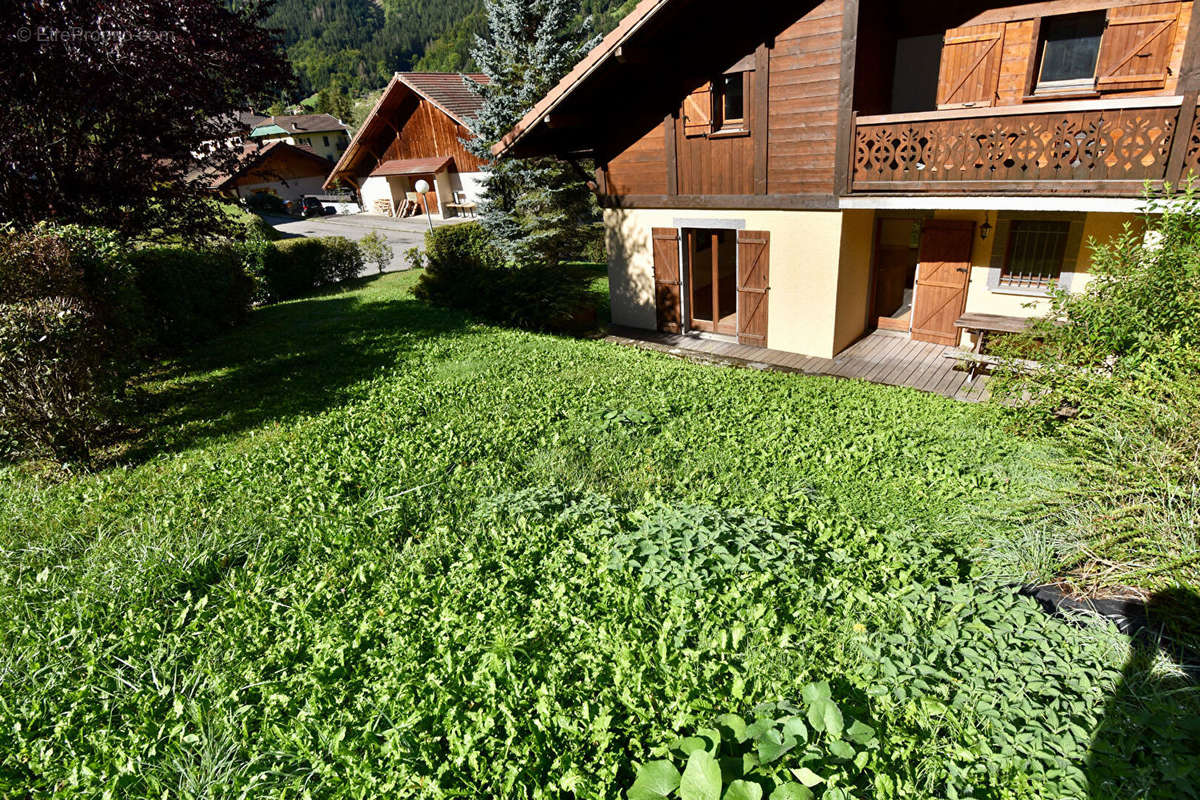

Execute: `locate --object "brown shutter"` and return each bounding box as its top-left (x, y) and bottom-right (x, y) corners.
top-left (936, 24), bottom-right (1005, 108)
top-left (1096, 3), bottom-right (1180, 91)
top-left (682, 81), bottom-right (713, 137)
top-left (652, 228), bottom-right (682, 333)
top-left (736, 230), bottom-right (769, 347)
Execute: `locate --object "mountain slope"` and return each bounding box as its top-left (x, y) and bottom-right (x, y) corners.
top-left (262, 0), bottom-right (637, 99)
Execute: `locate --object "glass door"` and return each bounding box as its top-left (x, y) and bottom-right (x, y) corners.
top-left (685, 228), bottom-right (738, 335)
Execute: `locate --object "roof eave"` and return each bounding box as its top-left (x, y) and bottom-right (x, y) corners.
top-left (491, 0), bottom-right (674, 158)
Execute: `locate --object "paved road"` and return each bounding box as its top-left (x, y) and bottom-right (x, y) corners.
top-left (264, 213), bottom-right (467, 274)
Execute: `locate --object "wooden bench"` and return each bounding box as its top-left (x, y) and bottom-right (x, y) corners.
top-left (947, 313), bottom-right (1042, 383)
top-left (446, 191), bottom-right (477, 218)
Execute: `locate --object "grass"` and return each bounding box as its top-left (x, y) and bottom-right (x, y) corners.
top-left (1, 271), bottom-right (1197, 798)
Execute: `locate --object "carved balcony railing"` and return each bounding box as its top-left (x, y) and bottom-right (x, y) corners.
top-left (851, 97), bottom-right (1186, 195)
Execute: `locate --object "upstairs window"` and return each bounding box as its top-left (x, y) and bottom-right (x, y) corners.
top-left (1001, 220), bottom-right (1070, 289)
top-left (1034, 12), bottom-right (1106, 93)
top-left (681, 64), bottom-right (752, 138)
top-left (715, 73), bottom-right (745, 132)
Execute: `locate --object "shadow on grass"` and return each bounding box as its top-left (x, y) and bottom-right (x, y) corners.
top-left (117, 276), bottom-right (472, 463)
top-left (1086, 588), bottom-right (1200, 799)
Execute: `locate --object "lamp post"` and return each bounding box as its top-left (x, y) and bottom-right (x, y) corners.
top-left (414, 179), bottom-right (433, 232)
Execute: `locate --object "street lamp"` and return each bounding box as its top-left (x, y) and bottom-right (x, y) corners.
top-left (414, 179), bottom-right (433, 232)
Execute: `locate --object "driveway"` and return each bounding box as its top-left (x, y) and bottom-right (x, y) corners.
top-left (264, 213), bottom-right (468, 274)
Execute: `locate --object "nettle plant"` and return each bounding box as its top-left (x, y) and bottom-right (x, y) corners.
top-left (628, 689), bottom-right (880, 800)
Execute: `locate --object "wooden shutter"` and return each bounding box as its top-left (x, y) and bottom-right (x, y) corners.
top-left (936, 24), bottom-right (1005, 108)
top-left (652, 228), bottom-right (682, 333)
top-left (736, 230), bottom-right (769, 347)
top-left (1096, 3), bottom-right (1180, 91)
top-left (682, 81), bottom-right (713, 137)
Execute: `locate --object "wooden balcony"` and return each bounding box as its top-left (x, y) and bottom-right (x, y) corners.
top-left (850, 96), bottom-right (1200, 196)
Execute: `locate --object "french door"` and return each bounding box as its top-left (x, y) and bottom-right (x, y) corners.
top-left (685, 228), bottom-right (738, 336)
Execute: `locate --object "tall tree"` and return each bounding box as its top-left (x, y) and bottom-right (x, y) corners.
top-left (1, 0), bottom-right (293, 239)
top-left (467, 0), bottom-right (599, 265)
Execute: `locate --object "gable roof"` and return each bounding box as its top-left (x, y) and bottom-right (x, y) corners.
top-left (397, 72), bottom-right (489, 127)
top-left (324, 72), bottom-right (488, 189)
top-left (492, 0), bottom-right (673, 157)
top-left (251, 113), bottom-right (349, 137)
top-left (211, 140), bottom-right (331, 190)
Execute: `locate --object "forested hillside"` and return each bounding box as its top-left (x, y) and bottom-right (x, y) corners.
top-left (261, 0), bottom-right (637, 102)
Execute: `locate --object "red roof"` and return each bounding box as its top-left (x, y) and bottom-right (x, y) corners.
top-left (368, 156), bottom-right (454, 177)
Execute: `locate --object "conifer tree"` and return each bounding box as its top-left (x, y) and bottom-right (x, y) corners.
top-left (466, 0), bottom-right (599, 265)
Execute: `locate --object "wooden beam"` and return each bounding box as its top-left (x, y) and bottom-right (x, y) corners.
top-left (614, 45), bottom-right (651, 65)
top-left (965, 0), bottom-right (1135, 27)
top-left (1165, 1), bottom-right (1200, 184)
top-left (601, 193), bottom-right (840, 210)
top-left (753, 43), bottom-right (770, 195)
top-left (543, 113), bottom-right (590, 129)
top-left (664, 113), bottom-right (678, 196)
top-left (833, 0), bottom-right (860, 198)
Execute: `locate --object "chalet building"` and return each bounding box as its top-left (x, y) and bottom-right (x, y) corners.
top-left (325, 73), bottom-right (489, 219)
top-left (211, 141), bottom-right (333, 203)
top-left (250, 114), bottom-right (351, 163)
top-left (496, 0), bottom-right (1196, 357)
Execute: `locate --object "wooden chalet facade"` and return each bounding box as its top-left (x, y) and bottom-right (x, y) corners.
top-left (212, 141), bottom-right (333, 203)
top-left (496, 0), bottom-right (1196, 357)
top-left (326, 73), bottom-right (489, 219)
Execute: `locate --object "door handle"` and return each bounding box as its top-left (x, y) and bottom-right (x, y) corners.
top-left (956, 267), bottom-right (969, 273)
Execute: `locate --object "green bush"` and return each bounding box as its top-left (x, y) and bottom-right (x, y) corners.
top-left (261, 236), bottom-right (364, 301)
top-left (0, 228), bottom-right (136, 461)
top-left (414, 222), bottom-right (593, 331)
top-left (358, 230), bottom-right (393, 274)
top-left (989, 186), bottom-right (1200, 595)
top-left (130, 245), bottom-right (255, 345)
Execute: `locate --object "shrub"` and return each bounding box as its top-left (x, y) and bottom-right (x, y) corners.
top-left (989, 186), bottom-right (1200, 594)
top-left (358, 231), bottom-right (393, 274)
top-left (0, 228), bottom-right (134, 461)
top-left (129, 245), bottom-right (255, 345)
top-left (414, 222), bottom-right (593, 331)
top-left (261, 236), bottom-right (364, 301)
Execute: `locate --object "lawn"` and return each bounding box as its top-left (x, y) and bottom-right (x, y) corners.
top-left (1, 271), bottom-right (1196, 799)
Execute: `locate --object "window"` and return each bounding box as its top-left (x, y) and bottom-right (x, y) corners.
top-left (323, 135), bottom-right (330, 146)
top-left (1035, 12), bottom-right (1106, 93)
top-left (1001, 220), bottom-right (1070, 289)
top-left (715, 73), bottom-right (745, 131)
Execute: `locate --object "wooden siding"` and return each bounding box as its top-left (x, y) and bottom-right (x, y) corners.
top-left (766, 0), bottom-right (845, 196)
top-left (605, 122), bottom-right (669, 195)
top-left (676, 71), bottom-right (758, 194)
top-left (377, 95), bottom-right (486, 173)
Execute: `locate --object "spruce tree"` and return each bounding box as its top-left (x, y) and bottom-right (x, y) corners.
top-left (466, 0), bottom-right (600, 266)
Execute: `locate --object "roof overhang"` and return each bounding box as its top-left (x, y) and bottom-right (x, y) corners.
top-left (211, 141), bottom-right (331, 190)
top-left (368, 156), bottom-right (454, 177)
top-left (492, 0), bottom-right (675, 158)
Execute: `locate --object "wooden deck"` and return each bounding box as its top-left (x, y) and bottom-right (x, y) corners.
top-left (605, 328), bottom-right (990, 402)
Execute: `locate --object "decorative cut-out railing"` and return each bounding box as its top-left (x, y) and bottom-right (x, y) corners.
top-left (851, 97), bottom-right (1184, 195)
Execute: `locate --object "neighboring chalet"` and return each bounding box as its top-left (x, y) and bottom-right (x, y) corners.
top-left (325, 73), bottom-right (489, 219)
top-left (250, 114), bottom-right (351, 163)
top-left (496, 0), bottom-right (1195, 358)
top-left (211, 141), bottom-right (332, 203)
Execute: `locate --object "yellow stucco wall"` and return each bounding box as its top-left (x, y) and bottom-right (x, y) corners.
top-left (832, 210), bottom-right (876, 354)
top-left (603, 207), bottom-right (846, 358)
top-left (953, 210), bottom-right (1140, 344)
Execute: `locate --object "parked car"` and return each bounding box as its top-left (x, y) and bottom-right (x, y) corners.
top-left (300, 196), bottom-right (332, 217)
